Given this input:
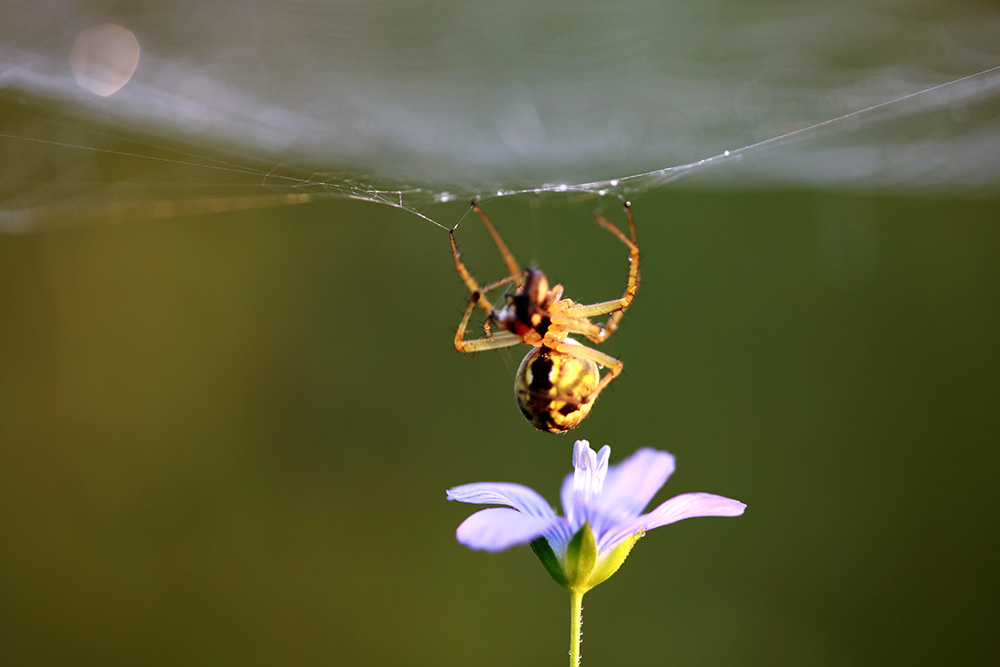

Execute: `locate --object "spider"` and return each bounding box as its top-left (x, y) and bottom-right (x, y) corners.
top-left (449, 200), bottom-right (639, 433)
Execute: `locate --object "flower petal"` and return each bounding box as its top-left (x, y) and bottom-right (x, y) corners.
top-left (643, 492), bottom-right (747, 527)
top-left (601, 492), bottom-right (746, 550)
top-left (456, 508), bottom-right (563, 552)
top-left (446, 482), bottom-right (556, 519)
top-left (560, 441), bottom-right (611, 529)
top-left (596, 448), bottom-right (676, 519)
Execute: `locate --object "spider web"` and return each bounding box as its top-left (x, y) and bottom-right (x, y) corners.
top-left (2, 0), bottom-right (1000, 234)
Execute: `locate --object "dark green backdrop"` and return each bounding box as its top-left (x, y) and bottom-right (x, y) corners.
top-left (1, 189), bottom-right (997, 665)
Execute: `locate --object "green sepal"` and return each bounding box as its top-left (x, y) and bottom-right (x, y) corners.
top-left (530, 537), bottom-right (569, 589)
top-left (564, 523), bottom-right (598, 592)
top-left (532, 526), bottom-right (645, 595)
top-left (587, 531), bottom-right (644, 590)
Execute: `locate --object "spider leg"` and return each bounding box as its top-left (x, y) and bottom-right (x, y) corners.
top-left (559, 317), bottom-right (606, 340)
top-left (561, 202), bottom-right (640, 343)
top-left (453, 272), bottom-right (525, 352)
top-left (455, 329), bottom-right (523, 353)
top-left (560, 300), bottom-right (627, 319)
top-left (552, 339), bottom-right (624, 400)
top-left (472, 201), bottom-right (522, 277)
top-left (450, 230), bottom-right (494, 316)
top-left (450, 202), bottom-right (526, 316)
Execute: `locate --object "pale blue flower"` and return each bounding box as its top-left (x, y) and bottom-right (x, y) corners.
top-left (447, 440), bottom-right (746, 593)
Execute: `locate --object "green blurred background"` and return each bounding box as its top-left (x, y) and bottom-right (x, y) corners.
top-left (2, 0), bottom-right (1000, 665)
top-left (2, 190), bottom-right (997, 665)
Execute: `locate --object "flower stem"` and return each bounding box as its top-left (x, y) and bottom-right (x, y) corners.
top-left (569, 590), bottom-right (584, 667)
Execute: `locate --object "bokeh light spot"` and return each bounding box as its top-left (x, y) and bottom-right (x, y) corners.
top-left (69, 23), bottom-right (140, 97)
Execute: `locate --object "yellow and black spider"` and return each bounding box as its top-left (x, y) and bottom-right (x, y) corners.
top-left (449, 201), bottom-right (639, 433)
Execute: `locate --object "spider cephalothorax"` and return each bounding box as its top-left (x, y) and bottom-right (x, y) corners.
top-left (449, 201), bottom-right (639, 433)
top-left (489, 268), bottom-right (556, 340)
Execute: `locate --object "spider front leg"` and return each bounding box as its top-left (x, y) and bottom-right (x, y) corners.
top-left (471, 201), bottom-right (522, 278)
top-left (453, 271), bottom-right (525, 353)
top-left (450, 230), bottom-right (495, 317)
top-left (562, 202), bottom-right (640, 343)
top-left (449, 201), bottom-right (525, 317)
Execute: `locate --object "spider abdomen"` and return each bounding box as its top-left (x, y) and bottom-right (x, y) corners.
top-left (514, 343), bottom-right (600, 434)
